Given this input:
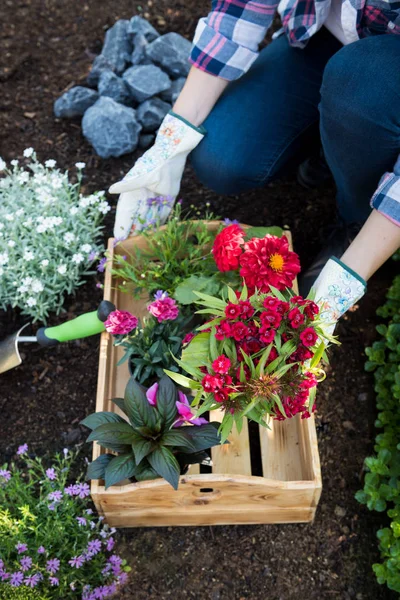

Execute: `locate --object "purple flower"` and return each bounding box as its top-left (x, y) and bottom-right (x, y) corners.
top-left (17, 444), bottom-right (28, 455)
top-left (75, 482), bottom-right (90, 498)
top-left (16, 543), bottom-right (28, 554)
top-left (112, 237), bottom-right (124, 248)
top-left (63, 448), bottom-right (69, 456)
top-left (24, 573), bottom-right (42, 587)
top-left (46, 467), bottom-right (56, 480)
top-left (97, 257), bottom-right (107, 273)
top-left (64, 484), bottom-right (77, 496)
top-left (76, 517), bottom-right (87, 526)
top-left (108, 555), bottom-right (122, 567)
top-left (48, 490), bottom-right (62, 502)
top-left (69, 555), bottom-right (85, 568)
top-left (106, 537), bottom-right (115, 552)
top-left (87, 539), bottom-right (102, 556)
top-left (88, 251), bottom-right (97, 262)
top-left (20, 556), bottom-right (32, 571)
top-left (153, 289), bottom-right (168, 300)
top-left (146, 382), bottom-right (158, 406)
top-left (224, 218), bottom-right (239, 225)
top-left (118, 571), bottom-right (129, 585)
top-left (49, 576), bottom-right (59, 586)
top-left (0, 469), bottom-right (11, 481)
top-left (96, 283), bottom-right (104, 289)
top-left (93, 585), bottom-right (110, 599)
top-left (48, 503), bottom-right (56, 511)
top-left (10, 572), bottom-right (24, 587)
top-left (174, 391), bottom-right (208, 428)
top-left (46, 558), bottom-right (60, 574)
top-left (86, 509), bottom-right (93, 515)
top-left (0, 571), bottom-right (10, 581)
top-left (37, 546), bottom-right (46, 554)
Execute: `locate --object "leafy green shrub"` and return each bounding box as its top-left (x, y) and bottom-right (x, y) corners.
top-left (0, 447), bottom-right (130, 599)
top-left (0, 150), bottom-right (108, 322)
top-left (356, 273), bottom-right (400, 593)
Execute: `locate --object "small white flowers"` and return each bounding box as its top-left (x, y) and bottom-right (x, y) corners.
top-left (72, 253), bottom-right (84, 264)
top-left (23, 250), bottom-right (35, 261)
top-left (98, 201), bottom-right (111, 215)
top-left (64, 232), bottom-right (75, 244)
top-left (75, 162), bottom-right (86, 169)
top-left (0, 153), bottom-right (106, 321)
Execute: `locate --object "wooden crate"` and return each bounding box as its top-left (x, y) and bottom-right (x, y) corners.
top-left (92, 222), bottom-right (322, 527)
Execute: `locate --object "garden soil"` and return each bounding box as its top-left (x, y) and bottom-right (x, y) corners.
top-left (0, 2), bottom-right (397, 599)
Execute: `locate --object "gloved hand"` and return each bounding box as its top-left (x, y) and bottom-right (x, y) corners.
top-left (109, 111), bottom-right (206, 238)
top-left (310, 257), bottom-right (366, 335)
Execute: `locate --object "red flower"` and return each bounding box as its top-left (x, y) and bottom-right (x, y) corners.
top-left (299, 327), bottom-right (318, 347)
top-left (275, 301), bottom-right (290, 315)
top-left (212, 224), bottom-right (245, 272)
top-left (304, 301), bottom-right (319, 320)
top-left (260, 310), bottom-right (282, 329)
top-left (214, 389), bottom-right (229, 403)
top-left (288, 307), bottom-right (305, 329)
top-left (215, 320), bottom-right (233, 340)
top-left (299, 372), bottom-right (318, 390)
top-left (239, 300), bottom-right (254, 319)
top-left (290, 295), bottom-right (306, 305)
top-left (182, 332), bottom-right (195, 346)
top-left (201, 375), bottom-right (222, 393)
top-left (232, 321), bottom-right (249, 341)
top-left (247, 339), bottom-right (262, 353)
top-left (221, 374), bottom-right (233, 386)
top-left (267, 347), bottom-right (278, 364)
top-left (225, 303), bottom-right (242, 320)
top-left (239, 235), bottom-right (301, 293)
top-left (296, 345), bottom-right (314, 362)
top-left (263, 296), bottom-right (279, 310)
top-left (212, 355), bottom-right (231, 374)
top-left (259, 327), bottom-right (276, 344)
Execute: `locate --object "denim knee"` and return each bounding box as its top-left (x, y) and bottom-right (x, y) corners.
top-left (190, 137), bottom-right (264, 195)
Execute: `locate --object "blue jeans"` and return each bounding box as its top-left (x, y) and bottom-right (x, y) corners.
top-left (191, 29), bottom-right (400, 224)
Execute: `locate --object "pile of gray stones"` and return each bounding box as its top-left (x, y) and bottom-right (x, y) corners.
top-left (54, 16), bottom-right (190, 158)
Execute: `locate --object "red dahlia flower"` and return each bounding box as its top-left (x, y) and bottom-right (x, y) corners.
top-left (239, 235), bottom-right (300, 293)
top-left (212, 355), bottom-right (231, 374)
top-left (212, 224), bottom-right (245, 272)
top-left (299, 327), bottom-right (318, 347)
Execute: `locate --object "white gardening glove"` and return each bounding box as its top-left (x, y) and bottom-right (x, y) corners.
top-left (109, 111), bottom-right (205, 238)
top-left (310, 257), bottom-right (366, 336)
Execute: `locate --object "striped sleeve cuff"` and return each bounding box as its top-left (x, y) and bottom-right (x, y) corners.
top-left (190, 18), bottom-right (260, 81)
top-left (370, 172), bottom-right (400, 227)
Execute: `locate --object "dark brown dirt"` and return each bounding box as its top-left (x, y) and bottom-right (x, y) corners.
top-left (0, 2), bottom-right (397, 599)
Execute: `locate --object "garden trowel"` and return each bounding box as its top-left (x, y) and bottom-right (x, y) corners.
top-left (0, 300), bottom-right (115, 374)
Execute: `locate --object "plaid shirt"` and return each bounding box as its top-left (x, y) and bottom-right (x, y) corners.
top-left (189, 0), bottom-right (400, 227)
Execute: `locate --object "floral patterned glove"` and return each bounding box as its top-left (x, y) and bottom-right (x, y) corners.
top-left (310, 257), bottom-right (366, 335)
top-left (109, 111), bottom-right (205, 239)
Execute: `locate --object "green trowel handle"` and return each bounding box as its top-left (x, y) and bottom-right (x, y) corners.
top-left (36, 301), bottom-right (115, 347)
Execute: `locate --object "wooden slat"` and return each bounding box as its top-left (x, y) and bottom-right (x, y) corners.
top-left (260, 416), bottom-right (308, 481)
top-left (211, 409), bottom-right (252, 475)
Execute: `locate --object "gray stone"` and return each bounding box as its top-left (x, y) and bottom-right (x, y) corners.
top-left (128, 16), bottom-right (159, 42)
top-left (101, 20), bottom-right (132, 74)
top-left (98, 71), bottom-right (131, 105)
top-left (138, 133), bottom-right (155, 149)
top-left (54, 86), bottom-right (98, 118)
top-left (145, 32), bottom-right (191, 78)
top-left (82, 97), bottom-right (142, 158)
top-left (136, 97), bottom-right (170, 132)
top-left (160, 77), bottom-right (186, 104)
top-left (87, 54), bottom-right (116, 87)
top-left (130, 34), bottom-right (150, 66)
top-left (123, 64), bottom-right (170, 103)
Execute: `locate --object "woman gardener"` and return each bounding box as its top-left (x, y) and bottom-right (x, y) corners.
top-left (110, 0), bottom-right (400, 327)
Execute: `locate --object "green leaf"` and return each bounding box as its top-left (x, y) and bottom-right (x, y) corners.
top-left (271, 393), bottom-right (287, 418)
top-left (112, 398), bottom-right (126, 414)
top-left (239, 282), bottom-right (248, 301)
top-left (174, 275), bottom-right (221, 305)
top-left (219, 413), bottom-right (234, 443)
top-left (161, 429), bottom-right (198, 453)
top-left (255, 344), bottom-right (273, 377)
top-left (209, 327), bottom-right (219, 361)
top-left (86, 454), bottom-right (114, 481)
top-left (124, 375), bottom-right (157, 429)
top-left (164, 369), bottom-right (197, 389)
top-left (227, 286), bottom-right (238, 303)
top-left (181, 332), bottom-right (211, 367)
top-left (80, 411), bottom-right (125, 431)
top-left (310, 342), bottom-right (325, 368)
top-left (134, 459), bottom-right (159, 482)
top-left (87, 422), bottom-right (137, 446)
top-left (245, 226), bottom-right (283, 239)
top-left (104, 453), bottom-right (137, 489)
top-left (193, 291), bottom-right (227, 309)
top-left (132, 438), bottom-right (155, 465)
top-left (182, 422), bottom-right (224, 451)
top-left (148, 446), bottom-right (181, 489)
top-left (157, 374), bottom-right (179, 428)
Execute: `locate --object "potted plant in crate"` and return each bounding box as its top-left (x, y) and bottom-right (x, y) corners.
top-left (82, 375), bottom-right (224, 490)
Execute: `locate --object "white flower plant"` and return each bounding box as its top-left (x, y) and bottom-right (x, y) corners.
top-left (0, 149), bottom-right (110, 322)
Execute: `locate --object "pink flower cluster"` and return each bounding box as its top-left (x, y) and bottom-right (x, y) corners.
top-left (104, 310), bottom-right (138, 335)
top-left (146, 383), bottom-right (207, 426)
top-left (147, 290), bottom-right (179, 323)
